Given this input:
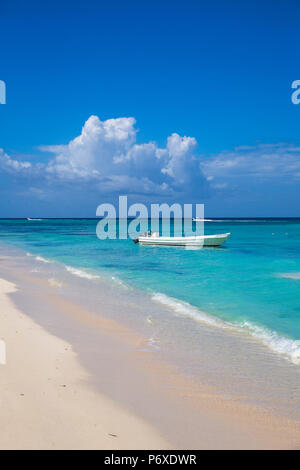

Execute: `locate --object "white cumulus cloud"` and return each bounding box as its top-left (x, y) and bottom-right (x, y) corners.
top-left (39, 115), bottom-right (206, 196)
top-left (0, 149), bottom-right (32, 173)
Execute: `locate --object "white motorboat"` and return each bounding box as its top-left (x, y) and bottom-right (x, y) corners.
top-left (193, 218), bottom-right (213, 222)
top-left (134, 231), bottom-right (231, 247)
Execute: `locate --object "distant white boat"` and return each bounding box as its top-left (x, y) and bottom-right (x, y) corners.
top-left (27, 218), bottom-right (42, 221)
top-left (134, 231), bottom-right (231, 247)
top-left (193, 218), bottom-right (213, 222)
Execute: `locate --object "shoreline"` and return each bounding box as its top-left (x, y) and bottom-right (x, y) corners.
top-left (0, 250), bottom-right (299, 448)
top-left (6, 240), bottom-right (300, 368)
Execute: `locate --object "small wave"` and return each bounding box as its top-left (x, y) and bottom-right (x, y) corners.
top-left (152, 293), bottom-right (226, 328)
top-left (65, 265), bottom-right (101, 280)
top-left (278, 272), bottom-right (300, 280)
top-left (152, 292), bottom-right (300, 365)
top-left (35, 256), bottom-right (51, 264)
top-left (240, 321), bottom-right (300, 365)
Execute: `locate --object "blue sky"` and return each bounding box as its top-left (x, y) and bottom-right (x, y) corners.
top-left (0, 0), bottom-right (300, 217)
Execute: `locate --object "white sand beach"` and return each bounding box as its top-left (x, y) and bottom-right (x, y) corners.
top-left (0, 277), bottom-right (169, 450)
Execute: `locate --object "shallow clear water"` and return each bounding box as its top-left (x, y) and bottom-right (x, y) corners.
top-left (0, 218), bottom-right (300, 364)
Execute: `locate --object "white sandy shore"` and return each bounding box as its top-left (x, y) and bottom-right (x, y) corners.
top-left (0, 278), bottom-right (169, 450)
top-left (0, 273), bottom-right (299, 450)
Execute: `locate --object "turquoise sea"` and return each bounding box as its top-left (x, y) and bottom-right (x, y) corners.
top-left (0, 218), bottom-right (300, 366)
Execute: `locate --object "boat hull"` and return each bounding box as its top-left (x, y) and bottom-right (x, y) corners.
top-left (137, 233), bottom-right (231, 247)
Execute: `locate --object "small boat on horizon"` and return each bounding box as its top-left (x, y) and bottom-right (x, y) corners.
top-left (27, 218), bottom-right (43, 221)
top-left (193, 218), bottom-right (213, 222)
top-left (134, 231), bottom-right (231, 247)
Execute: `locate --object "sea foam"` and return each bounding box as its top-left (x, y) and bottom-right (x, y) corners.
top-left (65, 265), bottom-right (101, 280)
top-left (240, 321), bottom-right (300, 365)
top-left (35, 255), bottom-right (51, 264)
top-left (152, 293), bottom-right (227, 328)
top-left (152, 292), bottom-right (300, 365)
